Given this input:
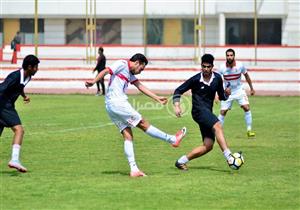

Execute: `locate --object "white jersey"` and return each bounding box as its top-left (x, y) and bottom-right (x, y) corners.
top-left (218, 61), bottom-right (247, 93)
top-left (105, 60), bottom-right (138, 103)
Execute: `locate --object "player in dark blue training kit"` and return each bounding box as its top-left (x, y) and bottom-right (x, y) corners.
top-left (0, 54), bottom-right (40, 172)
top-left (173, 54), bottom-right (239, 170)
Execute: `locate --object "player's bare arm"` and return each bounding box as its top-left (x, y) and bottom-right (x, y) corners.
top-left (173, 101), bottom-right (182, 118)
top-left (21, 90), bottom-right (30, 103)
top-left (244, 73), bottom-right (255, 95)
top-left (133, 80), bottom-right (167, 105)
top-left (85, 68), bottom-right (110, 88)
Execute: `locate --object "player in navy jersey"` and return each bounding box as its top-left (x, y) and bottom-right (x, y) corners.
top-left (173, 54), bottom-right (239, 170)
top-left (93, 47), bottom-right (106, 96)
top-left (217, 49), bottom-right (255, 138)
top-left (0, 54), bottom-right (40, 172)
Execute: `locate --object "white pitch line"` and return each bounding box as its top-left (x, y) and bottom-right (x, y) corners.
top-left (26, 116), bottom-right (175, 136)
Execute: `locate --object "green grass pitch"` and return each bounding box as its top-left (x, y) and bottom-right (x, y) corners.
top-left (0, 94), bottom-right (299, 210)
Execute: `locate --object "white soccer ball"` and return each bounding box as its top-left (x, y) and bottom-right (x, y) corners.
top-left (227, 152), bottom-right (244, 170)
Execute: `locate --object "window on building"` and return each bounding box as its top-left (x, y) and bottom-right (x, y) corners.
top-left (182, 19), bottom-right (194, 45)
top-left (66, 19), bottom-right (85, 44)
top-left (20, 19), bottom-right (44, 44)
top-left (226, 18), bottom-right (281, 45)
top-left (258, 19), bottom-right (281, 44)
top-left (147, 19), bottom-right (163, 45)
top-left (96, 19), bottom-right (121, 44)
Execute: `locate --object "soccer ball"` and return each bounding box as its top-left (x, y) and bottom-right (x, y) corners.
top-left (227, 152), bottom-right (244, 170)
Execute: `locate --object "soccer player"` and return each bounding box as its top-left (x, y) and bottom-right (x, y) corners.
top-left (93, 47), bottom-right (106, 96)
top-left (217, 48), bottom-right (255, 137)
top-left (0, 54), bottom-right (40, 173)
top-left (85, 53), bottom-right (186, 177)
top-left (173, 54), bottom-right (238, 171)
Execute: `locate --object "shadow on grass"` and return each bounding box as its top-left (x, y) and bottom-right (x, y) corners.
top-left (0, 170), bottom-right (25, 176)
top-left (181, 166), bottom-right (231, 174)
top-left (101, 170), bottom-right (128, 176)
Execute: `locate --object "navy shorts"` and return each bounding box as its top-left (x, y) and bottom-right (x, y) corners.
top-left (0, 107), bottom-right (21, 135)
top-left (192, 108), bottom-right (219, 141)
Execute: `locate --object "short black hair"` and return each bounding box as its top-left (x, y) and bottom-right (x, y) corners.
top-left (201, 54), bottom-right (214, 65)
top-left (22, 54), bottom-right (40, 70)
top-left (99, 47), bottom-right (104, 53)
top-left (226, 48), bottom-right (235, 55)
top-left (130, 53), bottom-right (148, 65)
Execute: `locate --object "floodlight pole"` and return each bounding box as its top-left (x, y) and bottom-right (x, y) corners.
top-left (254, 0), bottom-right (258, 65)
top-left (34, 0), bottom-right (38, 56)
top-left (143, 0), bottom-right (147, 57)
top-left (194, 0), bottom-right (202, 63)
top-left (85, 0), bottom-right (96, 64)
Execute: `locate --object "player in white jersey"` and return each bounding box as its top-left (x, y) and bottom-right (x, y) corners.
top-left (217, 49), bottom-right (256, 138)
top-left (85, 53), bottom-right (186, 177)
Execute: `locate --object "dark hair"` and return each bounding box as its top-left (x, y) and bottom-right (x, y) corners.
top-left (22, 54), bottom-right (40, 70)
top-left (201, 54), bottom-right (214, 65)
top-left (226, 48), bottom-right (235, 56)
top-left (99, 47), bottom-right (104, 53)
top-left (130, 53), bottom-right (148, 65)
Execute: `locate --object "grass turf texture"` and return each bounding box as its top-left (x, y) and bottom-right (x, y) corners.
top-left (0, 94), bottom-right (299, 210)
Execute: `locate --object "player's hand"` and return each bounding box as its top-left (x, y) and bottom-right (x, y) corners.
top-left (23, 96), bottom-right (30, 104)
top-left (214, 95), bottom-right (220, 104)
top-left (156, 96), bottom-right (168, 105)
top-left (225, 87), bottom-right (231, 96)
top-left (85, 81), bottom-right (94, 88)
top-left (174, 105), bottom-right (182, 118)
top-left (250, 89), bottom-right (255, 96)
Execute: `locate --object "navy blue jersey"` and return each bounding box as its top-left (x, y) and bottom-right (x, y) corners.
top-left (173, 71), bottom-right (228, 140)
top-left (94, 55), bottom-right (106, 73)
top-left (0, 69), bottom-right (31, 109)
top-left (173, 72), bottom-right (227, 114)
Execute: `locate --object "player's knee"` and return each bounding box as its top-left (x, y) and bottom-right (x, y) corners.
top-left (12, 125), bottom-right (24, 135)
top-left (206, 144), bottom-right (213, 152)
top-left (137, 119), bottom-right (149, 131)
top-left (214, 121), bottom-right (223, 131)
top-left (242, 105), bottom-right (250, 112)
top-left (220, 110), bottom-right (228, 116)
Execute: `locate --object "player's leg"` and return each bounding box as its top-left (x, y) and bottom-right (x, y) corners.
top-left (0, 118), bottom-right (7, 136)
top-left (8, 124), bottom-right (27, 172)
top-left (212, 121), bottom-right (233, 164)
top-left (218, 99), bottom-right (232, 126)
top-left (99, 78), bottom-right (105, 95)
top-left (137, 118), bottom-right (186, 147)
top-left (121, 127), bottom-right (146, 177)
top-left (175, 137), bottom-right (214, 171)
top-left (2, 109), bottom-right (27, 172)
top-left (239, 91), bottom-right (255, 137)
top-left (95, 81), bottom-right (100, 96)
top-left (175, 116), bottom-right (214, 170)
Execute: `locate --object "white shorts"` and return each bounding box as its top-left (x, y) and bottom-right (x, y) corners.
top-left (220, 89), bottom-right (249, 110)
top-left (106, 101), bottom-right (142, 132)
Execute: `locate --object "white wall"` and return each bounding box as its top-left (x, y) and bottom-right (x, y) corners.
top-left (44, 19), bottom-right (65, 45)
top-left (282, 0), bottom-right (300, 46)
top-left (1, 0), bottom-right (287, 17)
top-left (121, 19), bottom-right (143, 45)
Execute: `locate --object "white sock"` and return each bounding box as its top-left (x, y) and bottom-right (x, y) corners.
top-left (124, 140), bottom-right (139, 172)
top-left (218, 114), bottom-right (225, 126)
top-left (11, 144), bottom-right (21, 161)
top-left (145, 125), bottom-right (174, 144)
top-left (223, 149), bottom-right (232, 161)
top-left (177, 155), bottom-right (189, 164)
top-left (244, 111), bottom-right (252, 131)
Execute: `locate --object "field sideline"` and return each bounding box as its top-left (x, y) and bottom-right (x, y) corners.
top-left (0, 94), bottom-right (299, 210)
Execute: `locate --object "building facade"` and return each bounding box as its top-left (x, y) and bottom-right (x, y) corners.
top-left (1, 0), bottom-right (299, 47)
